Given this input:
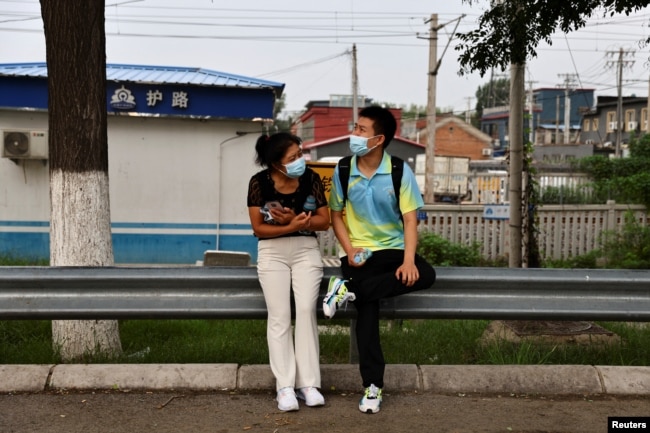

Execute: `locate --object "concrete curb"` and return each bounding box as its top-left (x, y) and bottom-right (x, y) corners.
top-left (1, 364), bottom-right (649, 395)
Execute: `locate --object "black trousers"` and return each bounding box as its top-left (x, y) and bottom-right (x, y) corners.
top-left (340, 249), bottom-right (436, 388)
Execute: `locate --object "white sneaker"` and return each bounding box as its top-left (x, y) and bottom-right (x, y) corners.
top-left (276, 387), bottom-right (299, 411)
top-left (323, 276), bottom-right (356, 319)
top-left (296, 386), bottom-right (325, 407)
top-left (358, 384), bottom-right (382, 414)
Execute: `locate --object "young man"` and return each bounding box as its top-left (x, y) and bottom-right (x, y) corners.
top-left (324, 105), bottom-right (436, 414)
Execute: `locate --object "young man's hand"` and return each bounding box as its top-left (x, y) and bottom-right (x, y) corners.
top-left (395, 262), bottom-right (419, 286)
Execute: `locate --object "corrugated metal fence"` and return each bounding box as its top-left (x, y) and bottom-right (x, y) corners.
top-left (2, 266), bottom-right (650, 321)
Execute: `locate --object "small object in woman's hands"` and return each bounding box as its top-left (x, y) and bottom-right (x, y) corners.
top-left (261, 201), bottom-right (283, 224)
top-left (265, 201), bottom-right (283, 210)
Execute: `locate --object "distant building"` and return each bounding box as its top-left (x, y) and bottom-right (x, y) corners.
top-left (533, 87), bottom-right (594, 128)
top-left (480, 87), bottom-right (595, 151)
top-left (418, 116), bottom-right (494, 160)
top-left (292, 96), bottom-right (401, 145)
top-left (581, 95), bottom-right (648, 156)
top-left (294, 98), bottom-right (493, 167)
top-left (0, 62), bottom-right (283, 263)
top-left (303, 134), bottom-right (424, 171)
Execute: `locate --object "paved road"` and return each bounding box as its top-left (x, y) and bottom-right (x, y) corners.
top-left (2, 390), bottom-right (649, 433)
top-left (2, 363), bottom-right (650, 432)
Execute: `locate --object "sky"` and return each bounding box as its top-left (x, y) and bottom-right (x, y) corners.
top-left (1, 0), bottom-right (650, 119)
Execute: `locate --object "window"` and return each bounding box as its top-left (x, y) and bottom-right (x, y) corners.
top-left (583, 119), bottom-right (590, 132)
top-left (625, 109), bottom-right (636, 131)
top-left (606, 112), bottom-right (617, 132)
top-left (642, 108), bottom-right (648, 131)
top-left (593, 118), bottom-right (599, 131)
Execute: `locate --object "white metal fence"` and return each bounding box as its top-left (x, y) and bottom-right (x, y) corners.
top-left (318, 201), bottom-right (649, 263)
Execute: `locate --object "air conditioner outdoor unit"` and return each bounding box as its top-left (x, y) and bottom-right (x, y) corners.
top-left (481, 148), bottom-right (493, 156)
top-left (1, 130), bottom-right (48, 159)
top-left (609, 121), bottom-right (618, 131)
top-left (628, 121), bottom-right (638, 131)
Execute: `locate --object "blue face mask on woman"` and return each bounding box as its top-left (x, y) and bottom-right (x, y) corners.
top-left (282, 156), bottom-right (306, 178)
top-left (349, 135), bottom-right (380, 157)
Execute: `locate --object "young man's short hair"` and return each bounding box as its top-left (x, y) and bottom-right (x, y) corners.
top-left (358, 106), bottom-right (397, 149)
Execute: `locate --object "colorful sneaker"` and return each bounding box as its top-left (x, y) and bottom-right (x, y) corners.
top-left (276, 387), bottom-right (299, 412)
top-left (322, 276), bottom-right (356, 319)
top-left (358, 384), bottom-right (382, 414)
top-left (296, 386), bottom-right (325, 407)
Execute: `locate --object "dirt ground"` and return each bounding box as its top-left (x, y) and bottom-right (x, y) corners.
top-left (1, 389), bottom-right (649, 433)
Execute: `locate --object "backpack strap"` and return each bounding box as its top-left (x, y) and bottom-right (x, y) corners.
top-left (337, 155), bottom-right (404, 221)
top-left (337, 156), bottom-right (353, 205)
top-left (390, 155), bottom-right (404, 215)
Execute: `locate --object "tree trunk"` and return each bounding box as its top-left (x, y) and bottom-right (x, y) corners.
top-left (40, 0), bottom-right (122, 361)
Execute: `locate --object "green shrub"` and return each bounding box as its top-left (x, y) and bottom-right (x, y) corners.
top-left (543, 249), bottom-right (601, 269)
top-left (599, 211), bottom-right (650, 269)
top-left (537, 185), bottom-right (596, 205)
top-left (543, 210), bottom-right (650, 269)
top-left (417, 232), bottom-right (484, 267)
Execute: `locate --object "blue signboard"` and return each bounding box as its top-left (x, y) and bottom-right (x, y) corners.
top-left (483, 204), bottom-right (510, 220)
top-left (0, 74), bottom-right (279, 120)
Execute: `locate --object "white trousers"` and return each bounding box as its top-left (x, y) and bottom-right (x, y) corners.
top-left (257, 236), bottom-right (323, 391)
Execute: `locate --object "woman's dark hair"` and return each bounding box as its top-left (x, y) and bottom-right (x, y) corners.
top-left (254, 132), bottom-right (302, 167)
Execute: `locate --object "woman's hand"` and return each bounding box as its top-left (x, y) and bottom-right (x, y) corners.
top-left (268, 207), bottom-right (294, 225)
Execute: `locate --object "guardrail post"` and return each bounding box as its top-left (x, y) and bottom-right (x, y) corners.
top-left (349, 319), bottom-right (359, 363)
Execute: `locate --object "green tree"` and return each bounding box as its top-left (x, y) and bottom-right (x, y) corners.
top-left (576, 134), bottom-right (650, 207)
top-left (456, 0), bottom-right (648, 76)
top-left (399, 104), bottom-right (427, 121)
top-left (40, 0), bottom-right (122, 361)
top-left (475, 77), bottom-right (510, 120)
top-left (273, 94), bottom-right (293, 132)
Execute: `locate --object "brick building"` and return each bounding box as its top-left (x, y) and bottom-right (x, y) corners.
top-left (292, 97), bottom-right (401, 145)
top-left (419, 116), bottom-right (493, 160)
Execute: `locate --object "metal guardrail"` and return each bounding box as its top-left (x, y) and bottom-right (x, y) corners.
top-left (1, 266), bottom-right (650, 321)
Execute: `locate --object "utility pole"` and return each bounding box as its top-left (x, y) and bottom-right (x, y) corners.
top-left (505, 0), bottom-right (524, 269)
top-left (606, 47), bottom-right (634, 157)
top-left (352, 44), bottom-right (359, 125)
top-left (420, 13), bottom-right (464, 203)
top-left (465, 97), bottom-right (473, 124)
top-left (527, 80), bottom-right (536, 144)
top-left (509, 64), bottom-right (524, 268)
top-left (647, 74), bottom-right (650, 135)
top-left (558, 73), bottom-right (577, 144)
top-left (616, 48), bottom-right (623, 156)
top-left (423, 14), bottom-right (438, 204)
top-left (555, 95), bottom-right (560, 144)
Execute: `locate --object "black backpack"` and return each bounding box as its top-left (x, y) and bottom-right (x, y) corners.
top-left (337, 155), bottom-right (404, 220)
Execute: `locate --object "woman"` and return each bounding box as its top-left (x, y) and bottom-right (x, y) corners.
top-left (247, 132), bottom-right (330, 412)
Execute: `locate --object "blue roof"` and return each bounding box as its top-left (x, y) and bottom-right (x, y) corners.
top-left (0, 62), bottom-right (284, 96)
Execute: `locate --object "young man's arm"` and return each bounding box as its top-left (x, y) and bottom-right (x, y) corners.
top-left (330, 209), bottom-right (357, 265)
top-left (395, 210), bottom-right (420, 287)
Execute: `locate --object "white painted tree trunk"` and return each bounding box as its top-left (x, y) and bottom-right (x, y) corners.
top-left (50, 170), bottom-right (122, 361)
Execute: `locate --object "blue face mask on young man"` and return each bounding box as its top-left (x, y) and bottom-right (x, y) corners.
top-left (282, 156), bottom-right (306, 178)
top-left (349, 135), bottom-right (381, 157)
